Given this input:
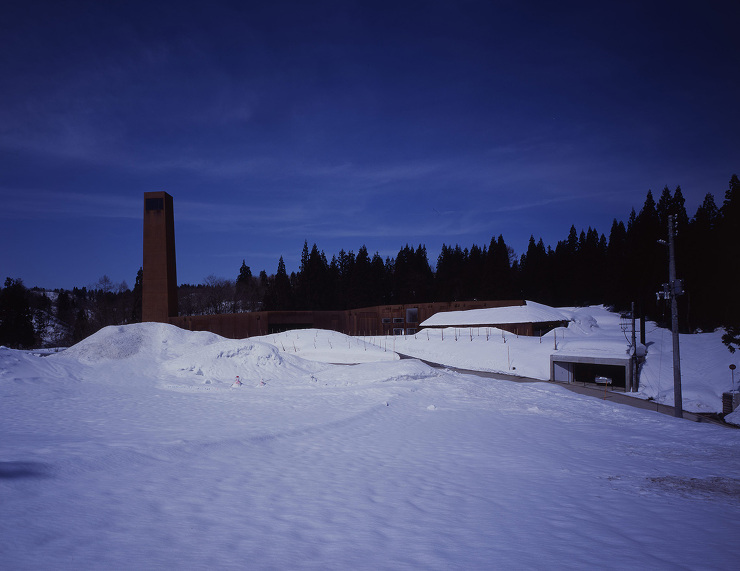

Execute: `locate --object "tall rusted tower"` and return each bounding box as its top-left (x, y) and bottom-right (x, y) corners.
top-left (142, 191), bottom-right (178, 322)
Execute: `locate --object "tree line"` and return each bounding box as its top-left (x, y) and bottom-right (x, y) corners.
top-left (251, 174), bottom-right (740, 350)
top-left (0, 273), bottom-right (142, 349)
top-left (1, 175), bottom-right (737, 350)
top-left (254, 176), bottom-right (738, 327)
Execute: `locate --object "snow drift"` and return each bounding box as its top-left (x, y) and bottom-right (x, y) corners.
top-left (2, 313), bottom-right (740, 569)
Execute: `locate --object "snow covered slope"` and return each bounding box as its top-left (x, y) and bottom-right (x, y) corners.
top-left (2, 321), bottom-right (740, 569)
top-left (383, 305), bottom-right (739, 413)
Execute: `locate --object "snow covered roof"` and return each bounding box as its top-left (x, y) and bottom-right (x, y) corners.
top-left (420, 301), bottom-right (569, 328)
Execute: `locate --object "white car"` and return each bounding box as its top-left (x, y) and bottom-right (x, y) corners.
top-left (594, 376), bottom-right (612, 385)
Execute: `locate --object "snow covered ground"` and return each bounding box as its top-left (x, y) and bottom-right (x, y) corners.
top-left (2, 310), bottom-right (740, 569)
top-left (374, 305), bottom-right (739, 414)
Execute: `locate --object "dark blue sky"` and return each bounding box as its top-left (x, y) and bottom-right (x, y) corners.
top-left (2, 0), bottom-right (738, 290)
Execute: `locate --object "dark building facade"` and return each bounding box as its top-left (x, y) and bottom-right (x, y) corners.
top-left (168, 300), bottom-right (526, 339)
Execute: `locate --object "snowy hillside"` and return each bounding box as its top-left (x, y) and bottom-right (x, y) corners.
top-left (374, 305), bottom-right (738, 414)
top-left (2, 318), bottom-right (740, 569)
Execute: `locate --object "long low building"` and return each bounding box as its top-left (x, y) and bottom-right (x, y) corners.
top-left (169, 300), bottom-right (531, 338)
top-left (420, 300), bottom-right (570, 336)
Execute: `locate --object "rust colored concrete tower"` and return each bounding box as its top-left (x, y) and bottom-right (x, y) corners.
top-left (142, 191), bottom-right (178, 322)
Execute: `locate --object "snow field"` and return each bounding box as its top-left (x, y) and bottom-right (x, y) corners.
top-left (1, 319), bottom-right (740, 569)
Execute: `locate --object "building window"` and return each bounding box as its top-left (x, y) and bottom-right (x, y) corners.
top-left (406, 308), bottom-right (418, 323)
top-left (381, 317), bottom-right (391, 324)
top-left (406, 328), bottom-right (416, 335)
top-left (145, 197), bottom-right (164, 211)
top-left (393, 328), bottom-right (404, 335)
top-left (393, 317), bottom-right (404, 323)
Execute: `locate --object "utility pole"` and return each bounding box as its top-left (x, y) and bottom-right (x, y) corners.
top-left (630, 301), bottom-right (636, 393)
top-left (658, 215), bottom-right (683, 418)
top-left (668, 215), bottom-right (683, 418)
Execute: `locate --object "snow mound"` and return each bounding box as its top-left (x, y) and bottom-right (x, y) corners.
top-left (164, 340), bottom-right (432, 389)
top-left (254, 328), bottom-right (399, 364)
top-left (562, 307), bottom-right (600, 333)
top-left (164, 338), bottom-right (325, 387)
top-left (53, 324), bottom-right (408, 391)
top-left (0, 346), bottom-right (23, 367)
top-left (62, 323), bottom-right (223, 364)
top-left (726, 407), bottom-right (740, 426)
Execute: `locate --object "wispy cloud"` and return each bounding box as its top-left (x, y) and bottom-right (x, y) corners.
top-left (0, 189), bottom-right (141, 220)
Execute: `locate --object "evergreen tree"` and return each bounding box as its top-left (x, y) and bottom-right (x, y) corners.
top-left (519, 236), bottom-right (551, 304)
top-left (31, 292), bottom-right (53, 345)
top-left (435, 244), bottom-right (466, 301)
top-left (235, 261), bottom-right (255, 311)
top-left (299, 241), bottom-right (310, 275)
top-left (628, 190), bottom-right (663, 322)
top-left (296, 244), bottom-right (330, 310)
top-left (693, 192), bottom-right (719, 232)
top-left (656, 186), bottom-right (674, 231)
top-left (672, 186), bottom-right (690, 231)
top-left (720, 174), bottom-right (740, 223)
top-left (335, 249), bottom-right (355, 308)
top-left (369, 252), bottom-right (389, 306)
top-left (466, 244), bottom-right (486, 300)
top-left (56, 289), bottom-right (75, 326)
top-left (325, 255), bottom-right (341, 309)
top-left (237, 261), bottom-right (252, 284)
top-left (258, 270), bottom-right (269, 310)
top-left (350, 245), bottom-right (373, 308)
top-left (131, 268), bottom-right (143, 322)
top-left (719, 174), bottom-right (740, 336)
top-left (550, 226), bottom-right (578, 305)
top-left (686, 194), bottom-right (721, 330)
top-left (271, 256), bottom-right (293, 310)
top-left (607, 219), bottom-right (627, 277)
top-left (72, 308), bottom-right (90, 343)
top-left (393, 244), bottom-right (433, 304)
top-left (483, 235), bottom-right (514, 300)
top-left (0, 278), bottom-right (36, 348)
top-left (587, 228), bottom-right (606, 304)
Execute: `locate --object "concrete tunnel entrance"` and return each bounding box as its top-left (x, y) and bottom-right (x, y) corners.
top-left (551, 354), bottom-right (634, 391)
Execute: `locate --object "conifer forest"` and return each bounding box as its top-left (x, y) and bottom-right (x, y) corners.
top-left (2, 175), bottom-right (739, 351)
